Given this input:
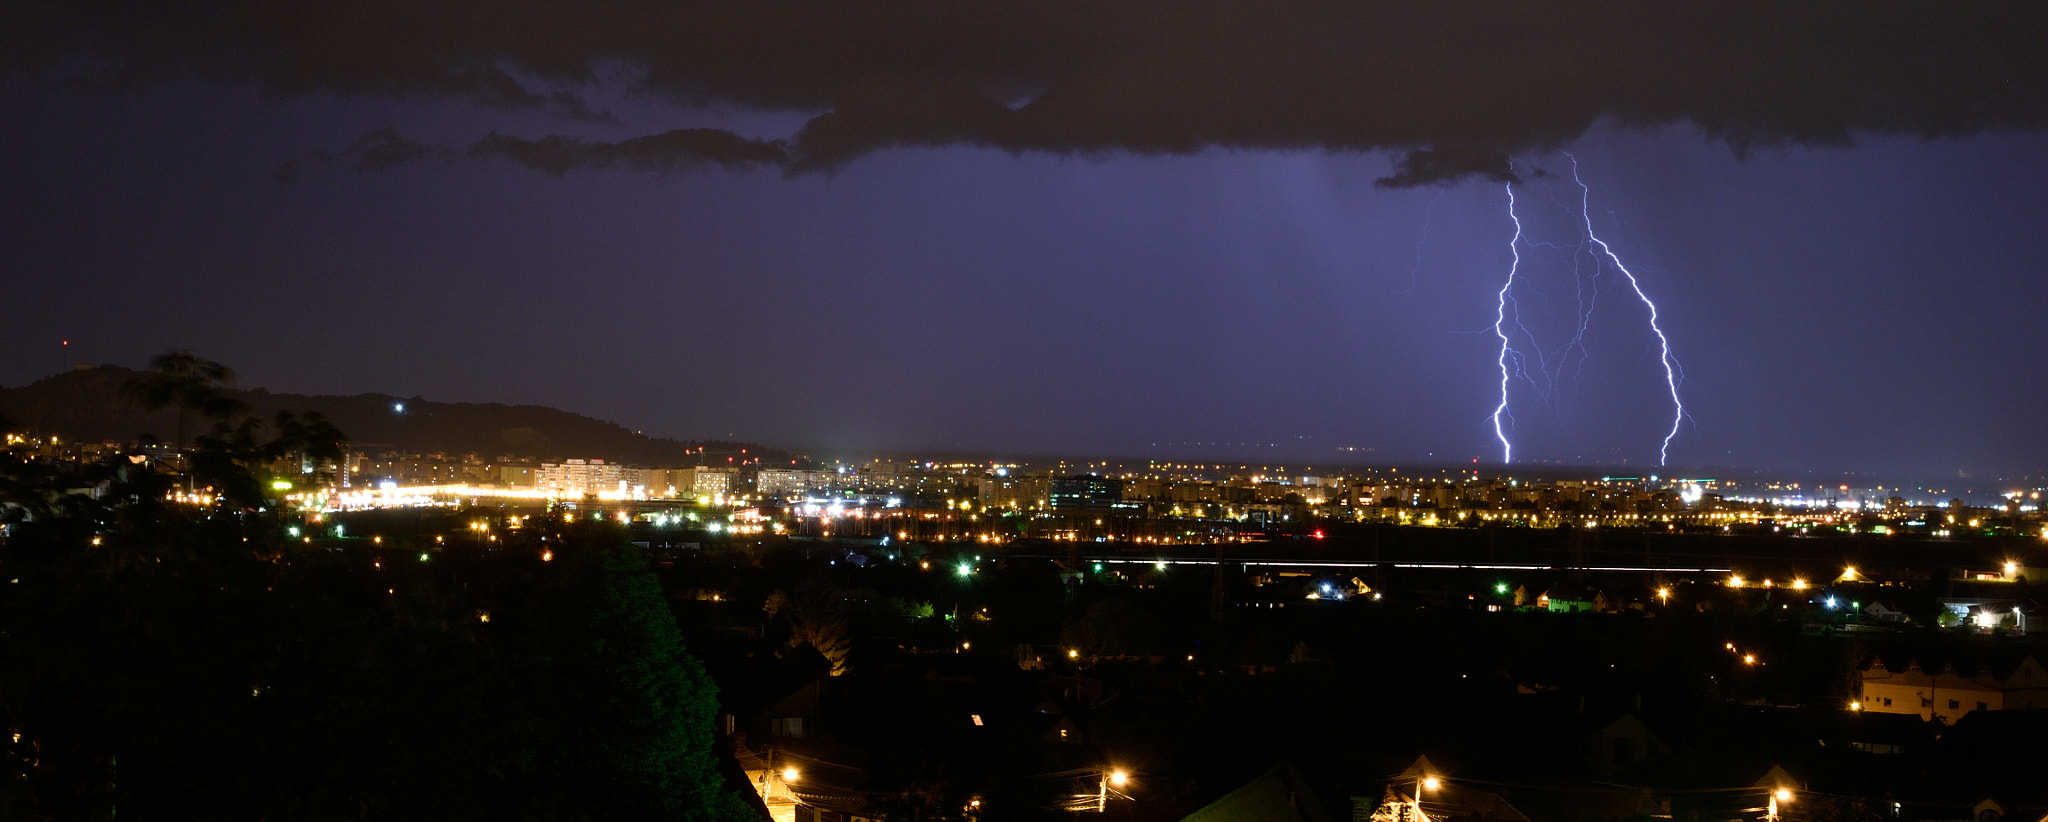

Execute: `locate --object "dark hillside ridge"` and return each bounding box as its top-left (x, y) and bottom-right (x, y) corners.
top-left (0, 365), bottom-right (789, 466)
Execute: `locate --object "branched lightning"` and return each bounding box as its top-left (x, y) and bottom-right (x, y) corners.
top-left (1476, 156), bottom-right (1690, 467)
top-left (1530, 181), bottom-right (1600, 396)
top-left (1565, 153), bottom-right (1687, 465)
top-left (1398, 188), bottom-right (1447, 294)
top-left (1490, 182), bottom-right (1524, 464)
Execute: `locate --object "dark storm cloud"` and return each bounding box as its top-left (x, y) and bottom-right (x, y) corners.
top-left (468, 129), bottom-right (787, 176)
top-left (272, 128), bottom-right (455, 181)
top-left (1377, 146), bottom-right (1520, 189)
top-left (9, 0), bottom-right (2046, 185)
top-left (444, 67), bottom-right (616, 124)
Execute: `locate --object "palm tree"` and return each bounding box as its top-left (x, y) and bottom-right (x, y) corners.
top-left (122, 350), bottom-right (248, 449)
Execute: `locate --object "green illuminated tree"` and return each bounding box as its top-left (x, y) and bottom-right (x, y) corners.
top-left (543, 529), bottom-right (755, 820)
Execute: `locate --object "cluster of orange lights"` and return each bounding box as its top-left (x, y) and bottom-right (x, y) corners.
top-left (1724, 575), bottom-right (1808, 590)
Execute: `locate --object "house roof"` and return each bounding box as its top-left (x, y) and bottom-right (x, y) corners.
top-left (1180, 762), bottom-right (1334, 822)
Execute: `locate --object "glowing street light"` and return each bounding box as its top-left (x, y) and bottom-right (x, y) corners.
top-left (1768, 787), bottom-right (1793, 822)
top-left (1095, 768), bottom-right (1132, 812)
top-left (1411, 775), bottom-right (1440, 822)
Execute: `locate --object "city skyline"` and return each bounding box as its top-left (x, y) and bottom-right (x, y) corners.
top-left (4, 3), bottom-right (2046, 479)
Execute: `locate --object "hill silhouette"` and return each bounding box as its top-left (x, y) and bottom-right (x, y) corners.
top-left (0, 364), bottom-right (789, 467)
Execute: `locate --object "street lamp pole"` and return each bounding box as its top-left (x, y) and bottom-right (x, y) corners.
top-left (1412, 776), bottom-right (1438, 822)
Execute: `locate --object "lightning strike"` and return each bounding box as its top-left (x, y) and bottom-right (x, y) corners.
top-left (1398, 188), bottom-right (1447, 294)
top-left (1490, 182), bottom-right (1524, 464)
top-left (1566, 154), bottom-right (1687, 465)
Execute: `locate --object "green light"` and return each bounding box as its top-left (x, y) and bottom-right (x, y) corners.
top-left (1093, 563), bottom-right (1103, 573)
top-left (419, 553), bottom-right (429, 562)
top-left (957, 563), bottom-right (972, 577)
top-left (1495, 583), bottom-right (1509, 595)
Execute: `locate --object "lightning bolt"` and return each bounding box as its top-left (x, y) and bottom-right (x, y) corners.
top-left (1490, 182), bottom-right (1524, 464)
top-left (1528, 181), bottom-right (1600, 396)
top-left (1566, 153), bottom-right (1687, 465)
top-left (1398, 188), bottom-right (1447, 294)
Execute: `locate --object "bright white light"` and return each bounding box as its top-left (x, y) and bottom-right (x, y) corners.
top-left (393, 403), bottom-right (404, 413)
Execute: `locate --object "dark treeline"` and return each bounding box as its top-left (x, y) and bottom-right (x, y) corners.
top-left (0, 362), bottom-right (783, 466)
top-left (0, 378), bottom-right (758, 820)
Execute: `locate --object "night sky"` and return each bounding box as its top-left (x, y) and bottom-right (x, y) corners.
top-left (4, 1), bottom-right (2045, 479)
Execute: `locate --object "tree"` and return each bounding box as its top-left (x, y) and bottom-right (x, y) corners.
top-left (542, 527), bottom-right (756, 821)
top-left (121, 350), bottom-right (248, 449)
top-left (776, 576), bottom-right (854, 676)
